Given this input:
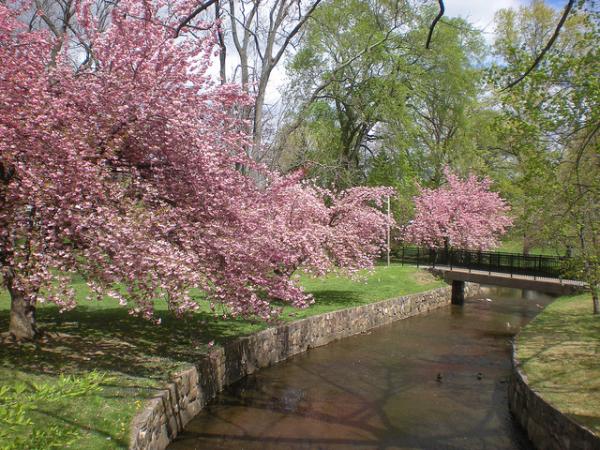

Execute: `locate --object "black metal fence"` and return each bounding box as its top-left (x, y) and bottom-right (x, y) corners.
top-left (393, 246), bottom-right (569, 279)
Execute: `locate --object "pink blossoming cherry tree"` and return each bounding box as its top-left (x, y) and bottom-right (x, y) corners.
top-left (405, 168), bottom-right (513, 251)
top-left (0, 0), bottom-right (393, 340)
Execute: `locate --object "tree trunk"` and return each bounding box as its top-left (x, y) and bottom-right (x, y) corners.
top-left (215, 3), bottom-right (227, 85)
top-left (592, 284), bottom-right (599, 315)
top-left (253, 85), bottom-right (266, 159)
top-left (522, 233), bottom-right (531, 256)
top-left (8, 288), bottom-right (38, 340)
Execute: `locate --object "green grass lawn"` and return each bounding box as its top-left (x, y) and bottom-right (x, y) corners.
top-left (0, 264), bottom-right (443, 449)
top-left (496, 238), bottom-right (565, 256)
top-left (517, 293), bottom-right (600, 435)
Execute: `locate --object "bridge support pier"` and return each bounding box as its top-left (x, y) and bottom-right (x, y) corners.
top-left (451, 280), bottom-right (465, 305)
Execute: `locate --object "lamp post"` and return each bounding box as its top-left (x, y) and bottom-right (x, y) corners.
top-left (387, 195), bottom-right (391, 267)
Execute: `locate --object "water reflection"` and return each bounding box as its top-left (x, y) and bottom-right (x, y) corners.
top-left (169, 286), bottom-right (554, 450)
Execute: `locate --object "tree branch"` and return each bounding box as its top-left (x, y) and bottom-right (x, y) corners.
top-left (272, 0), bottom-right (323, 65)
top-left (175, 0), bottom-right (219, 37)
top-left (501, 0), bottom-right (575, 91)
top-left (425, 0), bottom-right (444, 49)
top-left (275, 30), bottom-right (396, 151)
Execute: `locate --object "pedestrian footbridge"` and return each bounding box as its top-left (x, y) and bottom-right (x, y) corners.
top-left (394, 247), bottom-right (586, 304)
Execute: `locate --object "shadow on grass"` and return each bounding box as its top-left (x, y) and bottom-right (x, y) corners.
top-left (0, 290), bottom-right (363, 382)
top-left (0, 305), bottom-right (267, 382)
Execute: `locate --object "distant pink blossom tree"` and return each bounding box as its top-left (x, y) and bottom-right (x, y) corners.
top-left (405, 169), bottom-right (512, 250)
top-left (263, 174), bottom-right (394, 278)
top-left (0, 0), bottom-right (392, 339)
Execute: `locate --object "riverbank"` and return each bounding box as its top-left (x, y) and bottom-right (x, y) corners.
top-left (0, 264), bottom-right (443, 449)
top-left (512, 293), bottom-right (600, 447)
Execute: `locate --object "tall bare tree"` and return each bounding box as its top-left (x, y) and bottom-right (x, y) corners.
top-left (220, 0), bottom-right (323, 163)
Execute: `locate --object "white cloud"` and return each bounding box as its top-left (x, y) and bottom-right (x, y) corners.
top-left (443, 0), bottom-right (526, 33)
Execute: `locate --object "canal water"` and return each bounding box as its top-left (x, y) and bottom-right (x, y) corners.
top-left (169, 287), bottom-right (554, 450)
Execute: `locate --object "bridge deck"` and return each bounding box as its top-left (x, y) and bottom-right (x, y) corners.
top-left (425, 265), bottom-right (586, 295)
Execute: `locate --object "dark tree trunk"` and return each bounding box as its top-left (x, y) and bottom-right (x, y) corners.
top-left (522, 234), bottom-right (531, 256)
top-left (8, 285), bottom-right (38, 340)
top-left (592, 285), bottom-right (599, 315)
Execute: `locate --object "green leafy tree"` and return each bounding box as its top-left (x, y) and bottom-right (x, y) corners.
top-left (402, 13), bottom-right (488, 187)
top-left (276, 0), bottom-right (411, 188)
top-left (366, 150), bottom-right (418, 242)
top-left (490, 0), bottom-right (572, 254)
top-left (492, 0), bottom-right (599, 311)
top-left (277, 0), bottom-right (490, 192)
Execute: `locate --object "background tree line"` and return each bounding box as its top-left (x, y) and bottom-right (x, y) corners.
top-left (23, 0), bottom-right (598, 256)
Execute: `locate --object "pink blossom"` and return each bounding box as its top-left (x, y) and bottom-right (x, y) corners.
top-left (404, 168), bottom-right (512, 250)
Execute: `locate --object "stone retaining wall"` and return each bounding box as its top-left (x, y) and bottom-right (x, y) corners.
top-left (130, 284), bottom-right (479, 450)
top-left (509, 347), bottom-right (600, 450)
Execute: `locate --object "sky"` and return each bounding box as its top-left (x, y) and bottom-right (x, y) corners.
top-left (445, 0), bottom-right (565, 29)
top-left (443, 0), bottom-right (524, 33)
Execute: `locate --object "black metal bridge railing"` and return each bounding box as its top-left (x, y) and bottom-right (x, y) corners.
top-left (393, 246), bottom-right (569, 280)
